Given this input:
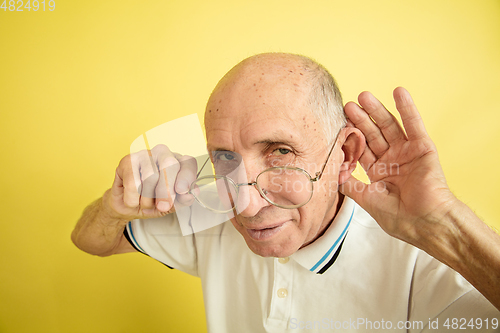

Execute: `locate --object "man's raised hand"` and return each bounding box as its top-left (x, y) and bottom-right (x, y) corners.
top-left (104, 144), bottom-right (198, 222)
top-left (340, 87), bottom-right (457, 248)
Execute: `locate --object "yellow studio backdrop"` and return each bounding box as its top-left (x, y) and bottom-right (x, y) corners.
top-left (0, 0), bottom-right (499, 332)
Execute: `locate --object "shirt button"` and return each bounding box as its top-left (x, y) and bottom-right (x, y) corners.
top-left (277, 288), bottom-right (288, 298)
top-left (278, 257), bottom-right (290, 264)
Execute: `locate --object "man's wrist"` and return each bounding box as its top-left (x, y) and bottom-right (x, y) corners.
top-left (99, 189), bottom-right (130, 227)
top-left (415, 197), bottom-right (498, 277)
top-left (407, 196), bottom-right (468, 268)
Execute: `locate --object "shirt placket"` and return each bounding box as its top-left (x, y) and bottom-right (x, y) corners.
top-left (265, 256), bottom-right (294, 329)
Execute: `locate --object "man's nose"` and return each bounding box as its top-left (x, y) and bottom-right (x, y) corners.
top-left (236, 182), bottom-right (270, 217)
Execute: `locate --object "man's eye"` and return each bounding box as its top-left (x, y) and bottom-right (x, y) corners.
top-left (216, 153), bottom-right (236, 161)
top-left (273, 148), bottom-right (291, 156)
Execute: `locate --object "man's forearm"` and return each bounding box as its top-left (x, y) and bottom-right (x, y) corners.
top-left (71, 190), bottom-right (132, 257)
top-left (422, 199), bottom-right (500, 311)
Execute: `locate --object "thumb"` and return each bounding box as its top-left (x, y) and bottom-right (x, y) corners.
top-left (340, 176), bottom-right (389, 216)
top-left (141, 201), bottom-right (175, 218)
top-left (339, 175), bottom-right (367, 207)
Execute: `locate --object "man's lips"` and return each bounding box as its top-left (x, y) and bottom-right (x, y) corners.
top-left (245, 222), bottom-right (287, 241)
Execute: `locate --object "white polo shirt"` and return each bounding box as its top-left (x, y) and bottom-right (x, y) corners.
top-left (126, 197), bottom-right (499, 332)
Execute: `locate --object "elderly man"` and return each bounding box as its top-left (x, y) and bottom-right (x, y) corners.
top-left (72, 53), bottom-right (500, 332)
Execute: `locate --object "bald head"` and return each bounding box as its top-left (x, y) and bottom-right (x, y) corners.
top-left (205, 53), bottom-right (346, 144)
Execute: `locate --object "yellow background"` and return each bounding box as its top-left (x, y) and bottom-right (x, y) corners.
top-left (1, 0), bottom-right (499, 332)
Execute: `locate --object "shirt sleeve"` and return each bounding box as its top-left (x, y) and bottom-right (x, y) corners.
top-left (124, 213), bottom-right (199, 277)
top-left (409, 251), bottom-right (500, 333)
top-left (420, 290), bottom-right (500, 333)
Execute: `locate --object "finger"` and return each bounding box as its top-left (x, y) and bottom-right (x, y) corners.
top-left (155, 168), bottom-right (173, 212)
top-left (339, 176), bottom-right (387, 211)
top-left (129, 150), bottom-right (145, 194)
top-left (175, 155), bottom-right (197, 194)
top-left (357, 91), bottom-right (407, 145)
top-left (339, 175), bottom-right (367, 206)
top-left (344, 101), bottom-right (390, 157)
top-left (176, 194), bottom-right (195, 207)
top-left (155, 147), bottom-right (180, 208)
top-left (358, 144), bottom-right (378, 172)
top-left (175, 155), bottom-right (198, 205)
top-left (393, 87), bottom-right (429, 141)
top-left (111, 168), bottom-right (124, 197)
top-left (137, 150), bottom-right (159, 209)
top-left (115, 155), bottom-right (141, 208)
top-left (141, 200), bottom-right (175, 217)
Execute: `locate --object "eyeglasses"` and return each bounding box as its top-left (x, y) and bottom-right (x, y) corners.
top-left (189, 132), bottom-right (341, 213)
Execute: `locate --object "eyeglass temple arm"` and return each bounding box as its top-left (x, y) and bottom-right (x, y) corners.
top-left (196, 157), bottom-right (210, 178)
top-left (312, 129), bottom-right (342, 182)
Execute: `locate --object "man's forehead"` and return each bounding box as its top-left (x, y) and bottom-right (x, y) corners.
top-left (206, 124), bottom-right (301, 152)
top-left (205, 71), bottom-right (311, 127)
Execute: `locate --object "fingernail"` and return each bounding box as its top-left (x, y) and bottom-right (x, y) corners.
top-left (157, 201), bottom-right (171, 212)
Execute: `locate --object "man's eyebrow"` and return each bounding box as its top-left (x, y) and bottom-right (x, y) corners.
top-left (209, 147), bottom-right (235, 152)
top-left (255, 139), bottom-right (296, 147)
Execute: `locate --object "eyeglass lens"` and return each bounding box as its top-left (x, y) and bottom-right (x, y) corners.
top-left (191, 167), bottom-right (313, 213)
top-left (254, 167), bottom-right (313, 209)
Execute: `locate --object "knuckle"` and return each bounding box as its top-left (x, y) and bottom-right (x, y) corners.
top-left (177, 193), bottom-right (195, 205)
top-left (365, 131), bottom-right (379, 143)
top-left (120, 154), bottom-right (132, 164)
top-left (130, 153), bottom-right (149, 172)
top-left (152, 144), bottom-right (171, 155)
top-left (179, 156), bottom-right (198, 172)
top-left (178, 154), bottom-right (196, 163)
top-left (124, 177), bottom-right (138, 191)
top-left (160, 156), bottom-right (180, 171)
top-left (129, 149), bottom-right (146, 161)
top-left (123, 196), bottom-right (138, 208)
top-left (118, 154), bottom-right (133, 170)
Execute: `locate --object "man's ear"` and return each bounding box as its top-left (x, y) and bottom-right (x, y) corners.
top-left (339, 126), bottom-right (366, 185)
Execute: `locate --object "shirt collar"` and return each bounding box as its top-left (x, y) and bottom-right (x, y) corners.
top-left (290, 196), bottom-right (355, 274)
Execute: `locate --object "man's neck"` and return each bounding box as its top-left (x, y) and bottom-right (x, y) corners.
top-left (301, 193), bottom-right (345, 248)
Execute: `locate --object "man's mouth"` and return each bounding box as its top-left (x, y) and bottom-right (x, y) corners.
top-left (246, 222), bottom-right (286, 241)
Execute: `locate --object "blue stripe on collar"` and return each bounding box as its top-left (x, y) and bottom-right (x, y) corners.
top-left (309, 205), bottom-right (355, 272)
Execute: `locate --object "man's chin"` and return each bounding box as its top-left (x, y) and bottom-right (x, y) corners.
top-left (244, 238), bottom-right (299, 258)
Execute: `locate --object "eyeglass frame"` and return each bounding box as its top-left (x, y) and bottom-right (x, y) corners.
top-left (189, 129), bottom-right (342, 212)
